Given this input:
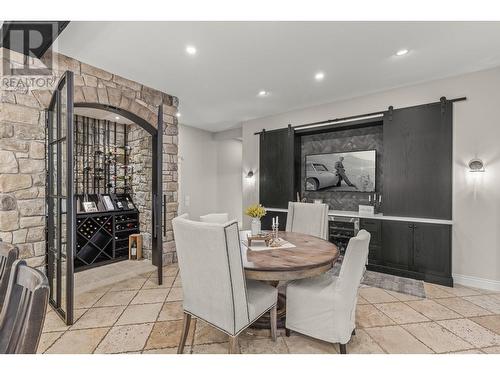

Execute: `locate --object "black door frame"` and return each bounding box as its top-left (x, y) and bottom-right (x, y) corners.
top-left (45, 71), bottom-right (75, 324)
top-left (73, 102), bottom-right (164, 284)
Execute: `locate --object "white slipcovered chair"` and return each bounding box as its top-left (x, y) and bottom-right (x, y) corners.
top-left (172, 214), bottom-right (278, 354)
top-left (285, 202), bottom-right (329, 240)
top-left (199, 213), bottom-right (229, 224)
top-left (285, 229), bottom-right (371, 354)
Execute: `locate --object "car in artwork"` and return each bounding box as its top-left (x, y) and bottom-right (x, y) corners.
top-left (305, 162), bottom-right (340, 191)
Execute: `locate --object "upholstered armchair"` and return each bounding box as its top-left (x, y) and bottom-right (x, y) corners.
top-left (285, 229), bottom-right (371, 354)
top-left (172, 214), bottom-right (278, 354)
top-left (285, 202), bottom-right (329, 240)
top-left (199, 213), bottom-right (230, 224)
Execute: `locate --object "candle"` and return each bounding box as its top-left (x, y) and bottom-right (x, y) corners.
top-left (379, 195), bottom-right (382, 203)
top-left (272, 218), bottom-right (275, 227)
top-left (276, 216), bottom-right (279, 226)
top-left (368, 195), bottom-right (371, 203)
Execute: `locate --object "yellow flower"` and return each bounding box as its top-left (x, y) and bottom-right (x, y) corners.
top-left (245, 204), bottom-right (266, 219)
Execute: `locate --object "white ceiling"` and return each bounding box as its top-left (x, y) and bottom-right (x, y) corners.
top-left (57, 21), bottom-right (500, 132)
top-left (74, 107), bottom-right (134, 124)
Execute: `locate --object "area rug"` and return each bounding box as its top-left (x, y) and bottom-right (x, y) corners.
top-left (330, 258), bottom-right (426, 298)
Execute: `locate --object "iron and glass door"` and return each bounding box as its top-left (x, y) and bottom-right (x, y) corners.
top-left (152, 105), bottom-right (164, 282)
top-left (46, 71), bottom-right (75, 325)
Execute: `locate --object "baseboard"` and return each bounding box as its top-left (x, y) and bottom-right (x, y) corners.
top-left (453, 273), bottom-right (500, 292)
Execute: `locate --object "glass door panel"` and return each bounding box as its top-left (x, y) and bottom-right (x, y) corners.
top-left (46, 71), bottom-right (75, 325)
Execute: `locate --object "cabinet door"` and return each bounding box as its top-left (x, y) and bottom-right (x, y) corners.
top-left (383, 101), bottom-right (452, 220)
top-left (413, 223), bottom-right (451, 278)
top-left (381, 220), bottom-right (413, 270)
top-left (259, 128), bottom-right (296, 208)
top-left (360, 218), bottom-right (382, 265)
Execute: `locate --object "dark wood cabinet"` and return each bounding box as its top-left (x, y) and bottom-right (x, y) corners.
top-left (413, 222), bottom-right (452, 284)
top-left (383, 101), bottom-right (452, 220)
top-left (259, 127), bottom-right (298, 209)
top-left (365, 219), bottom-right (453, 287)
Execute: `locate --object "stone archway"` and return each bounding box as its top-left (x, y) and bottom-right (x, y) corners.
top-left (0, 49), bottom-right (179, 268)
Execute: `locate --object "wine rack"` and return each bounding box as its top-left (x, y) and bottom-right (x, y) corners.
top-left (328, 216), bottom-right (358, 253)
top-left (75, 209), bottom-right (140, 271)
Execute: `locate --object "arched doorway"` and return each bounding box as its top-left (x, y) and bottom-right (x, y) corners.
top-left (46, 71), bottom-right (164, 325)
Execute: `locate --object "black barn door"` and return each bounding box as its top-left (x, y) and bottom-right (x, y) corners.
top-left (151, 105), bottom-right (163, 282)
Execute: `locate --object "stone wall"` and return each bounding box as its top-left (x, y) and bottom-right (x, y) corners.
top-left (0, 48), bottom-right (179, 269)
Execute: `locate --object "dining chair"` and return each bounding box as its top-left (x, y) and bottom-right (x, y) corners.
top-left (285, 201), bottom-right (329, 240)
top-left (0, 241), bottom-right (19, 311)
top-left (199, 212), bottom-right (229, 224)
top-left (0, 259), bottom-right (50, 354)
top-left (285, 229), bottom-right (371, 354)
top-left (172, 214), bottom-right (278, 354)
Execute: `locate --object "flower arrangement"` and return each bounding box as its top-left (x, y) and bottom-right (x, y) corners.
top-left (245, 204), bottom-right (266, 219)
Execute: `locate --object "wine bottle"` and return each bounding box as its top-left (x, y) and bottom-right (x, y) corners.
top-left (130, 242), bottom-right (137, 260)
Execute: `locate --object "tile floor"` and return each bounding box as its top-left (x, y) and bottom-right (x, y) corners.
top-left (39, 264), bottom-right (500, 354)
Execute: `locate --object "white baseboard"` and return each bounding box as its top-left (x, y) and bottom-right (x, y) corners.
top-left (453, 273), bottom-right (500, 292)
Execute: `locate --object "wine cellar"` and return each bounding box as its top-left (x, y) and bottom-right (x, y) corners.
top-left (74, 114), bottom-right (142, 271)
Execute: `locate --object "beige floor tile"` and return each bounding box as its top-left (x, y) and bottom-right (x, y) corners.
top-left (470, 315), bottom-right (500, 335)
top-left (166, 287), bottom-right (183, 302)
top-left (93, 290), bottom-right (137, 307)
top-left (386, 290), bottom-right (424, 302)
top-left (405, 299), bottom-right (461, 321)
top-left (109, 277), bottom-right (147, 292)
top-left (46, 327), bottom-right (109, 354)
top-left (42, 308), bottom-right (86, 333)
top-left (70, 306), bottom-right (126, 330)
top-left (37, 332), bottom-right (63, 353)
top-left (240, 337), bottom-right (289, 354)
top-left (239, 327), bottom-right (283, 342)
top-left (145, 320), bottom-right (195, 350)
top-left (131, 288), bottom-right (169, 304)
top-left (375, 302), bottom-right (429, 324)
top-left (346, 329), bottom-right (385, 354)
top-left (95, 323), bottom-right (153, 353)
top-left (365, 325), bottom-right (433, 353)
top-left (463, 295), bottom-right (500, 314)
top-left (173, 277), bottom-right (182, 288)
top-left (142, 276), bottom-right (176, 289)
top-left (451, 349), bottom-right (484, 354)
top-left (482, 346), bottom-right (500, 353)
top-left (192, 343), bottom-right (228, 354)
top-left (74, 291), bottom-right (107, 308)
top-left (116, 303), bottom-right (163, 325)
top-left (143, 347), bottom-right (184, 354)
top-left (437, 318), bottom-right (500, 348)
top-left (355, 304), bottom-right (395, 328)
top-left (356, 295), bottom-right (370, 305)
top-left (158, 301), bottom-right (184, 321)
top-left (359, 287), bottom-right (398, 304)
top-left (283, 334), bottom-right (337, 354)
top-left (424, 283), bottom-right (454, 299)
top-left (435, 284), bottom-right (483, 297)
top-left (163, 265), bottom-right (179, 277)
top-left (194, 320), bottom-right (229, 345)
top-left (403, 322), bottom-right (472, 353)
top-left (434, 297), bottom-right (493, 317)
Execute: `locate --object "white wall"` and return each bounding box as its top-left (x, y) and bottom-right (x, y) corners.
top-left (178, 124), bottom-right (243, 224)
top-left (178, 124), bottom-right (218, 219)
top-left (242, 66), bottom-right (500, 289)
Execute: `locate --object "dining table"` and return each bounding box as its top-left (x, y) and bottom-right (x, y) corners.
top-left (240, 230), bottom-right (340, 329)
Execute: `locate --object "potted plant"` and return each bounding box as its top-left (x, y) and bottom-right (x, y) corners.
top-left (245, 204), bottom-right (266, 235)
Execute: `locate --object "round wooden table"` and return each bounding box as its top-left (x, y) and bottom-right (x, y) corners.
top-left (241, 231), bottom-right (339, 328)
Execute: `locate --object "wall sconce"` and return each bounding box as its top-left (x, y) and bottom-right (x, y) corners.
top-left (246, 170), bottom-right (255, 179)
top-left (468, 158), bottom-right (485, 172)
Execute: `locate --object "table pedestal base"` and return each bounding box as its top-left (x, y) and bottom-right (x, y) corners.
top-left (251, 293), bottom-right (286, 329)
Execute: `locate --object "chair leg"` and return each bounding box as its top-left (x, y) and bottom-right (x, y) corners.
top-left (352, 329), bottom-right (356, 336)
top-left (285, 329), bottom-right (291, 337)
top-left (177, 312), bottom-right (191, 354)
top-left (228, 335), bottom-right (240, 354)
top-left (270, 305), bottom-right (277, 342)
top-left (339, 343), bottom-right (347, 354)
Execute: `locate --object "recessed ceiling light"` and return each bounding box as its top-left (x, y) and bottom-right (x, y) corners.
top-left (257, 90), bottom-right (269, 97)
top-left (185, 45), bottom-right (197, 55)
top-left (115, 116), bottom-right (120, 120)
top-left (314, 72), bottom-right (325, 81)
top-left (396, 49), bottom-right (409, 56)
top-left (176, 112), bottom-right (181, 118)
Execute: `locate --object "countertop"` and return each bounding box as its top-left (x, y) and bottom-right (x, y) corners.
top-left (265, 207), bottom-right (453, 225)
